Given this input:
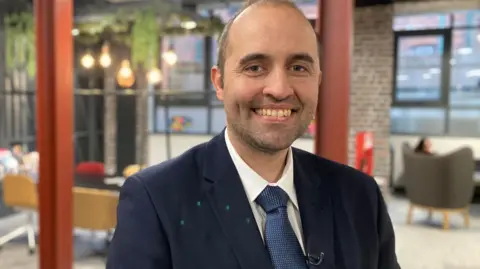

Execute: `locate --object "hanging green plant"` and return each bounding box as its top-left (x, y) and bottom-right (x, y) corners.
top-left (73, 6), bottom-right (225, 48)
top-left (130, 9), bottom-right (160, 70)
top-left (4, 15), bottom-right (15, 72)
top-left (24, 13), bottom-right (35, 78)
top-left (4, 12), bottom-right (36, 78)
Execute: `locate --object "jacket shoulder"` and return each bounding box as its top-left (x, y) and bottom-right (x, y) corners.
top-left (292, 147), bottom-right (378, 192)
top-left (293, 147), bottom-right (383, 223)
top-left (132, 141), bottom-right (209, 189)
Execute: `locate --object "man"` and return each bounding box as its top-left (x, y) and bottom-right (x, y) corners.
top-left (107, 0), bottom-right (400, 268)
top-left (11, 143), bottom-right (24, 165)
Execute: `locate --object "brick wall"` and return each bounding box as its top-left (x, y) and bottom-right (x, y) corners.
top-left (349, 5), bottom-right (394, 179)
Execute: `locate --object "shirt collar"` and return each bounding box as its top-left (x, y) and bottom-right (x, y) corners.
top-left (224, 129), bottom-right (298, 209)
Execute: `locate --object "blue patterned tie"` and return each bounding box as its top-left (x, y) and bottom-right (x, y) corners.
top-left (256, 186), bottom-right (308, 269)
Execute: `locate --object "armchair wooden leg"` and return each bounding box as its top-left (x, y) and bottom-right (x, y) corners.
top-left (442, 212), bottom-right (450, 230)
top-left (406, 204), bottom-right (414, 224)
top-left (462, 208), bottom-right (470, 228)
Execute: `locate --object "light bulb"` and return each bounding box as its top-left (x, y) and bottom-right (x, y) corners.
top-left (116, 59), bottom-right (135, 88)
top-left (147, 67), bottom-right (163, 85)
top-left (99, 43), bottom-right (112, 68)
top-left (477, 33), bottom-right (480, 43)
top-left (81, 53), bottom-right (95, 69)
top-left (163, 50), bottom-right (178, 66)
top-left (100, 54), bottom-right (111, 68)
top-left (181, 21), bottom-right (197, 30)
top-left (120, 67), bottom-right (132, 77)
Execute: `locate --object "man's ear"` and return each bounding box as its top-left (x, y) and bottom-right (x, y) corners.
top-left (211, 65), bottom-right (224, 101)
top-left (318, 70), bottom-right (323, 86)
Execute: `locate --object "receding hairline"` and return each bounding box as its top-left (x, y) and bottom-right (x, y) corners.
top-left (216, 0), bottom-right (316, 73)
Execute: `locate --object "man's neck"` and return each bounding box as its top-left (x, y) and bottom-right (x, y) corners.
top-left (227, 128), bottom-right (289, 183)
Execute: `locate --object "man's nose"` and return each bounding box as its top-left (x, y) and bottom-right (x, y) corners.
top-left (262, 68), bottom-right (294, 101)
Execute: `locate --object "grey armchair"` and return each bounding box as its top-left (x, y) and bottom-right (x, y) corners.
top-left (402, 145), bottom-right (475, 229)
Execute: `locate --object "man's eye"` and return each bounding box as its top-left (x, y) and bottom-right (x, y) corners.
top-left (245, 65), bottom-right (264, 72)
top-left (291, 65), bottom-right (307, 72)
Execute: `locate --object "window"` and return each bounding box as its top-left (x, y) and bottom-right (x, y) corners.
top-left (391, 107), bottom-right (446, 135)
top-left (161, 35), bottom-right (205, 94)
top-left (393, 13), bottom-right (450, 31)
top-left (155, 35), bottom-right (207, 108)
top-left (453, 10), bottom-right (480, 27)
top-left (198, 4), bottom-right (242, 23)
top-left (391, 10), bottom-right (480, 137)
top-left (395, 34), bottom-right (445, 103)
top-left (211, 107), bottom-right (227, 134)
top-left (448, 109), bottom-right (480, 136)
top-left (450, 28), bottom-right (480, 107)
top-left (297, 1), bottom-right (317, 20)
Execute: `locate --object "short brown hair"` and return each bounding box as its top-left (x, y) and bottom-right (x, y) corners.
top-left (215, 0), bottom-right (313, 81)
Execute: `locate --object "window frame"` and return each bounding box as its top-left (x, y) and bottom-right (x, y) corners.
top-left (392, 29), bottom-right (452, 108)
top-left (391, 11), bottom-right (480, 137)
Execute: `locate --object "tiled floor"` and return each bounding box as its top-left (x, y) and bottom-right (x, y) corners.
top-left (0, 195), bottom-right (479, 269)
top-left (0, 221), bottom-right (107, 268)
top-left (388, 196), bottom-right (480, 269)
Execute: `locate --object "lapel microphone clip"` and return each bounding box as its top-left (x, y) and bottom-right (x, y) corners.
top-left (306, 252), bottom-right (324, 265)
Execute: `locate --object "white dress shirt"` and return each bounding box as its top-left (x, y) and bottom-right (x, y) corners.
top-left (224, 130), bottom-right (305, 254)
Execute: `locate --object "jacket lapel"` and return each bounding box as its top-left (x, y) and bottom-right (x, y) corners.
top-left (203, 132), bottom-right (273, 269)
top-left (293, 149), bottom-right (336, 268)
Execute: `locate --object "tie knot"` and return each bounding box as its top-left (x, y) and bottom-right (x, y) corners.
top-left (255, 186), bottom-right (289, 213)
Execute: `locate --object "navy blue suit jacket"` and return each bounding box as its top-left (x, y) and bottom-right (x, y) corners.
top-left (107, 132), bottom-right (400, 269)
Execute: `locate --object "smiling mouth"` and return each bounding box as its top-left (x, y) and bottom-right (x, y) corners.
top-left (253, 108), bottom-right (296, 118)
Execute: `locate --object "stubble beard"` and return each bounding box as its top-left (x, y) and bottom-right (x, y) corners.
top-left (229, 115), bottom-right (311, 155)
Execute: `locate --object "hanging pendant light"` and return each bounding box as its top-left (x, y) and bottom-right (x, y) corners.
top-left (163, 44), bottom-right (178, 66)
top-left (116, 59), bottom-right (135, 88)
top-left (99, 43), bottom-right (112, 68)
top-left (81, 52), bottom-right (95, 69)
top-left (147, 66), bottom-right (163, 85)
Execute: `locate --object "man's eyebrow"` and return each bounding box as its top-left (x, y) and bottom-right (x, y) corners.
top-left (237, 52), bottom-right (316, 66)
top-left (238, 53), bottom-right (270, 66)
top-left (288, 53), bottom-right (315, 64)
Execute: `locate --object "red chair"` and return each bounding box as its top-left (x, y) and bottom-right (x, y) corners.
top-left (75, 162), bottom-right (105, 176)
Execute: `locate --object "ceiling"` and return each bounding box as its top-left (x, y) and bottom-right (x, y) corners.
top-left (180, 0), bottom-right (395, 7)
top-left (355, 0), bottom-right (393, 7)
top-left (0, 0), bottom-right (400, 16)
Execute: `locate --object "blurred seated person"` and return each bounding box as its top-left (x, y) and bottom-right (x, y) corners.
top-left (22, 151), bottom-right (39, 180)
top-left (11, 143), bottom-right (25, 166)
top-left (414, 137), bottom-right (434, 155)
top-left (22, 152), bottom-right (39, 170)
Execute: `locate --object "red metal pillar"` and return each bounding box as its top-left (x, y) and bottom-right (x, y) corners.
top-left (314, 0), bottom-right (352, 164)
top-left (35, 0), bottom-right (74, 268)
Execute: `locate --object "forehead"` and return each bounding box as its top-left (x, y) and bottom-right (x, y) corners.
top-left (227, 4), bottom-right (318, 61)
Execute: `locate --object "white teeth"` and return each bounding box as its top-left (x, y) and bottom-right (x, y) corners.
top-left (254, 108), bottom-right (293, 117)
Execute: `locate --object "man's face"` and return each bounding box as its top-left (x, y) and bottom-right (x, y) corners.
top-left (212, 4), bottom-right (322, 153)
top-left (424, 139), bottom-right (432, 152)
top-left (12, 145), bottom-right (22, 155)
